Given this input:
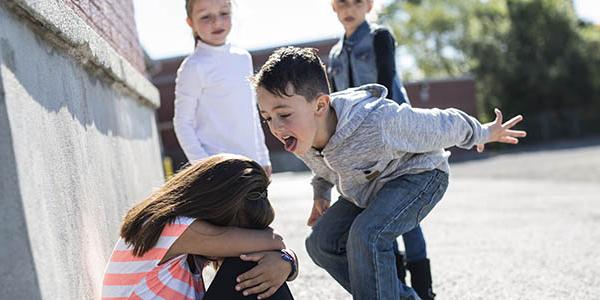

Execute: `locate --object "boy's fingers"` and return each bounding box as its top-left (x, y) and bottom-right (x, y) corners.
top-left (494, 108), bottom-right (503, 124)
top-left (257, 286), bottom-right (278, 299)
top-left (476, 144), bottom-right (485, 153)
top-left (307, 214), bottom-right (315, 226)
top-left (307, 215), bottom-right (317, 226)
top-left (500, 136), bottom-right (519, 144)
top-left (506, 129), bottom-right (527, 137)
top-left (317, 203), bottom-right (328, 214)
top-left (502, 115), bottom-right (523, 128)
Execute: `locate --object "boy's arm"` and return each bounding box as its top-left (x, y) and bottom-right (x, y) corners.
top-left (311, 175), bottom-right (333, 202)
top-left (307, 176), bottom-right (333, 226)
top-left (382, 105), bottom-right (525, 153)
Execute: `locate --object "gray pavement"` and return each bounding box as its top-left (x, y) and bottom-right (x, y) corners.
top-left (268, 139), bottom-right (600, 299)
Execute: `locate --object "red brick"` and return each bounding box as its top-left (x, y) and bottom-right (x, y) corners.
top-left (63, 0), bottom-right (145, 73)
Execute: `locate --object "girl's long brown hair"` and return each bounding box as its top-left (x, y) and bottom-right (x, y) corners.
top-left (120, 154), bottom-right (274, 256)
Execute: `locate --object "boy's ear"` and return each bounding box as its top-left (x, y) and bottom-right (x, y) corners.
top-left (315, 94), bottom-right (331, 115)
top-left (186, 17), bottom-right (193, 28)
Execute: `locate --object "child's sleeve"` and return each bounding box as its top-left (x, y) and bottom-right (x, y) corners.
top-left (327, 45), bottom-right (339, 93)
top-left (381, 104), bottom-right (491, 153)
top-left (373, 29), bottom-right (396, 96)
top-left (253, 102), bottom-right (271, 167)
top-left (311, 176), bottom-right (333, 202)
top-left (173, 62), bottom-right (210, 162)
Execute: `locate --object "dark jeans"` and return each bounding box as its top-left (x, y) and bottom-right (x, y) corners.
top-left (203, 257), bottom-right (294, 300)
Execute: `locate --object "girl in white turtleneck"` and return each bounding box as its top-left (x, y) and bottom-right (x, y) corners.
top-left (174, 0), bottom-right (271, 176)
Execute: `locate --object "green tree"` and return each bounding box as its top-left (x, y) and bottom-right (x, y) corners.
top-left (381, 0), bottom-right (600, 140)
top-left (380, 0), bottom-right (480, 80)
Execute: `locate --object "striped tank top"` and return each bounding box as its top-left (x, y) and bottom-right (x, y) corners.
top-left (102, 216), bottom-right (205, 299)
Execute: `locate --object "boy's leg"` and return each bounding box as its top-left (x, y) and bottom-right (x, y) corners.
top-left (203, 257), bottom-right (294, 300)
top-left (396, 225), bottom-right (427, 284)
top-left (346, 169), bottom-right (448, 300)
top-left (403, 225), bottom-right (436, 300)
top-left (403, 225), bottom-right (427, 263)
top-left (305, 197), bottom-right (363, 292)
top-left (394, 240), bottom-right (407, 284)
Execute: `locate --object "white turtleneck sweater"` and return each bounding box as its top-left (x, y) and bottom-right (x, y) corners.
top-left (173, 41), bottom-right (270, 166)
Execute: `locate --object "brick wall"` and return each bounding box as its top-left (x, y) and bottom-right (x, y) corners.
top-left (64, 0), bottom-right (146, 73)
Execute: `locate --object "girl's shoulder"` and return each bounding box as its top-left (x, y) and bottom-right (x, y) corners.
top-left (176, 51), bottom-right (214, 81)
top-left (229, 45), bottom-right (250, 55)
top-left (229, 45), bottom-right (252, 61)
top-left (180, 50), bottom-right (209, 68)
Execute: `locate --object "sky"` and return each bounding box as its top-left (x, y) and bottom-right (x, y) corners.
top-left (133, 0), bottom-right (600, 60)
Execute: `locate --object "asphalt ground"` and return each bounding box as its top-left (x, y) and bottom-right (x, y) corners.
top-left (267, 139), bottom-right (600, 299)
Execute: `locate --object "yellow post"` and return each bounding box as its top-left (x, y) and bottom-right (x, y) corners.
top-left (163, 156), bottom-right (174, 180)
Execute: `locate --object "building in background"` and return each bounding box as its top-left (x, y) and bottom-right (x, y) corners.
top-left (0, 1), bottom-right (162, 299)
top-left (151, 39), bottom-right (477, 172)
top-left (151, 38), bottom-right (337, 172)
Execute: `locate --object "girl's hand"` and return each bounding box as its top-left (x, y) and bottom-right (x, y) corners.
top-left (307, 198), bottom-right (330, 227)
top-left (235, 251), bottom-right (291, 299)
top-left (476, 108), bottom-right (527, 153)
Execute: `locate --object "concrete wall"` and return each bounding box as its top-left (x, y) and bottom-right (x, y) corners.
top-left (0, 1), bottom-right (163, 299)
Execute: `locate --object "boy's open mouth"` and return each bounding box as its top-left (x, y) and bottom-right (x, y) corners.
top-left (283, 136), bottom-right (297, 152)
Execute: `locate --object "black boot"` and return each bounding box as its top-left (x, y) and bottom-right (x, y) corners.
top-left (395, 252), bottom-right (406, 284)
top-left (406, 258), bottom-right (435, 300)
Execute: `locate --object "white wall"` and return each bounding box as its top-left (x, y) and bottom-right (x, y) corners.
top-left (0, 3), bottom-right (163, 299)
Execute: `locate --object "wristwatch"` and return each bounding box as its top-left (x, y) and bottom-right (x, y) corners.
top-left (280, 249), bottom-right (298, 281)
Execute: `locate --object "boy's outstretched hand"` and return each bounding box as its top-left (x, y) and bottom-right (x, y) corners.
top-left (476, 108), bottom-right (527, 153)
top-left (307, 198), bottom-right (330, 226)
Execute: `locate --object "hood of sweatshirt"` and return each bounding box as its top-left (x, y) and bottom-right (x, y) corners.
top-left (323, 84), bottom-right (388, 153)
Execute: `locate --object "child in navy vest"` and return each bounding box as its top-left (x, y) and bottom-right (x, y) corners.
top-left (328, 1), bottom-right (432, 298)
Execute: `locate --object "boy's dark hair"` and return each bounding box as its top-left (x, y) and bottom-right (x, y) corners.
top-left (252, 47), bottom-right (331, 101)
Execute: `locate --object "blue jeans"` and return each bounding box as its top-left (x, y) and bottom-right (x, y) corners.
top-left (395, 225), bottom-right (427, 264)
top-left (306, 170), bottom-right (449, 300)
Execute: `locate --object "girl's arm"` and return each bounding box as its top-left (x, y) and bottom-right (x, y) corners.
top-left (173, 62), bottom-right (210, 162)
top-left (165, 220), bottom-right (284, 260)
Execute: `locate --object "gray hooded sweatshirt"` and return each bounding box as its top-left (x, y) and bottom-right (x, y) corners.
top-left (298, 84), bottom-right (491, 208)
